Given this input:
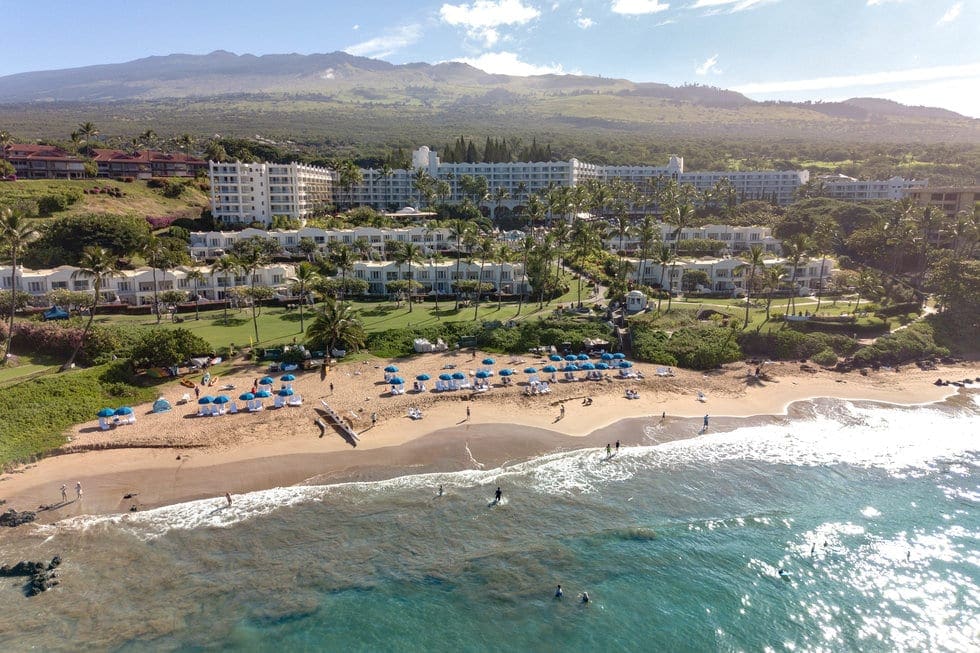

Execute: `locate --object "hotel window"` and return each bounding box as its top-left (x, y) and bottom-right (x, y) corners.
top-left (28, 281), bottom-right (44, 293)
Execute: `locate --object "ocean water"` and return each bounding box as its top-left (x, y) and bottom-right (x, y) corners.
top-left (1, 392), bottom-right (978, 651)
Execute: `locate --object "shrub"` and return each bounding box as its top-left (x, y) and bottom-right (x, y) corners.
top-left (852, 322), bottom-right (949, 366)
top-left (631, 327), bottom-right (677, 366)
top-left (811, 348), bottom-right (838, 367)
top-left (664, 326), bottom-right (742, 369)
top-left (129, 328), bottom-right (211, 370)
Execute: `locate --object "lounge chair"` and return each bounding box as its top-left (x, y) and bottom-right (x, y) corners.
top-left (697, 391), bottom-right (707, 402)
top-left (273, 395), bottom-right (285, 409)
top-left (288, 395), bottom-right (303, 407)
top-left (229, 403), bottom-right (239, 414)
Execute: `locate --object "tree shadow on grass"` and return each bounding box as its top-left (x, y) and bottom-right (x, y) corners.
top-left (210, 316), bottom-right (249, 327)
top-left (361, 306), bottom-right (398, 317)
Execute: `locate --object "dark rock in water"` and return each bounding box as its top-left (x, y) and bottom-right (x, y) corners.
top-left (952, 381), bottom-right (964, 387)
top-left (935, 378), bottom-right (944, 386)
top-left (0, 509), bottom-right (37, 527)
top-left (1, 556), bottom-right (64, 597)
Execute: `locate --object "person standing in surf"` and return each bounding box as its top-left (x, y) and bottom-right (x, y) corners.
top-left (494, 487), bottom-right (502, 503)
top-left (606, 443), bottom-right (612, 457)
top-left (703, 414), bottom-right (709, 430)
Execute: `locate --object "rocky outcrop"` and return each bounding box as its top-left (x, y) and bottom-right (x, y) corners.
top-left (0, 509), bottom-right (36, 527)
top-left (0, 556), bottom-right (62, 597)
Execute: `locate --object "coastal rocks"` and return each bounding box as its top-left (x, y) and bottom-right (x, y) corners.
top-left (0, 556), bottom-right (62, 597)
top-left (0, 508), bottom-right (36, 527)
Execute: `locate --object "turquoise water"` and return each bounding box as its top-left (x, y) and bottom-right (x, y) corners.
top-left (1, 393), bottom-right (978, 651)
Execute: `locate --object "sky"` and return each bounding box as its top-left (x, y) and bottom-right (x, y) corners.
top-left (2, 0), bottom-right (979, 117)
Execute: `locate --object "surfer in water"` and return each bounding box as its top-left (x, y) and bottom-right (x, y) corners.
top-left (555, 585), bottom-right (563, 599)
top-left (494, 487), bottom-right (502, 503)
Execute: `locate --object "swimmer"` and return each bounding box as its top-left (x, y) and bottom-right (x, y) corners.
top-left (810, 543), bottom-right (816, 556)
top-left (778, 568), bottom-right (790, 579)
top-left (555, 585), bottom-right (563, 599)
top-left (580, 591), bottom-right (590, 603)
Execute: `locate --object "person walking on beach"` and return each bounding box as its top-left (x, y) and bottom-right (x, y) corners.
top-left (225, 492), bottom-right (232, 507)
top-left (194, 385), bottom-right (200, 399)
top-left (560, 403), bottom-right (565, 419)
top-left (371, 412), bottom-right (377, 428)
top-left (329, 382), bottom-right (334, 394)
top-left (703, 414), bottom-right (709, 430)
top-left (75, 481), bottom-right (82, 500)
top-left (466, 406), bottom-right (471, 421)
top-left (60, 484), bottom-right (68, 503)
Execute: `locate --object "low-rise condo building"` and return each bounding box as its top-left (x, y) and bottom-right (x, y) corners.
top-left (629, 256), bottom-right (835, 295)
top-left (189, 226), bottom-right (454, 259)
top-left (816, 174), bottom-right (926, 201)
top-left (350, 259), bottom-right (530, 297)
top-left (606, 224), bottom-right (782, 254)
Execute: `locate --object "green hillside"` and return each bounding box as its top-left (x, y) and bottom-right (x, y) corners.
top-left (0, 178), bottom-right (209, 220)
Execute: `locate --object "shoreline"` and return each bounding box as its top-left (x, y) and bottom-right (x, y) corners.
top-left (1, 355), bottom-right (975, 524)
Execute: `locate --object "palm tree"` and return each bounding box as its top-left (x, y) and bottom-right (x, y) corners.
top-left (329, 244), bottom-right (356, 300)
top-left (811, 221), bottom-right (839, 316)
top-left (737, 245), bottom-right (767, 327)
top-left (61, 247), bottom-right (117, 371)
top-left (524, 193), bottom-right (545, 232)
top-left (288, 261), bottom-right (320, 333)
top-left (654, 244), bottom-right (674, 312)
top-left (494, 243), bottom-right (510, 310)
top-left (449, 220), bottom-right (472, 309)
top-left (782, 234), bottom-right (813, 315)
top-left (141, 236), bottom-right (167, 324)
top-left (140, 129), bottom-right (157, 149)
top-left (337, 159), bottom-right (363, 208)
top-left (400, 242), bottom-right (425, 312)
top-left (473, 235), bottom-right (495, 321)
top-left (516, 235), bottom-right (535, 315)
top-left (570, 219), bottom-right (599, 305)
top-left (551, 220), bottom-right (571, 289)
top-left (77, 121), bottom-right (98, 145)
top-left (352, 237), bottom-right (373, 261)
top-left (233, 241), bottom-right (273, 344)
top-left (185, 267), bottom-right (207, 321)
top-left (491, 187), bottom-right (510, 223)
top-left (305, 298), bottom-right (366, 355)
top-left (412, 168), bottom-right (430, 208)
top-left (763, 264), bottom-right (786, 322)
top-left (211, 255), bottom-right (240, 324)
top-left (634, 215), bottom-right (659, 287)
top-left (0, 208), bottom-right (38, 365)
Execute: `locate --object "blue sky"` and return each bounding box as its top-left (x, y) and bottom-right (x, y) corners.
top-left (3, 0), bottom-right (978, 116)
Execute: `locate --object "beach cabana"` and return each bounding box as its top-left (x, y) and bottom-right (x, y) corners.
top-left (280, 373), bottom-right (296, 390)
top-left (384, 365), bottom-right (399, 382)
top-left (414, 374), bottom-right (430, 392)
top-left (113, 406), bottom-right (135, 425)
top-left (389, 376), bottom-right (406, 395)
top-left (436, 373), bottom-right (453, 391)
top-left (239, 392), bottom-right (256, 411)
top-left (97, 407), bottom-right (115, 431)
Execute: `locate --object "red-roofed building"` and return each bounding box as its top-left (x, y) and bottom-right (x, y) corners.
top-left (91, 149), bottom-right (207, 179)
top-left (1, 144), bottom-right (87, 179)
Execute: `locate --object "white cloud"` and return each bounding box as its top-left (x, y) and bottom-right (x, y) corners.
top-left (695, 54), bottom-right (721, 75)
top-left (732, 62), bottom-right (980, 93)
top-left (879, 77), bottom-right (980, 119)
top-left (576, 8), bottom-right (595, 28)
top-left (451, 51), bottom-right (573, 76)
top-left (352, 24), bottom-right (360, 30)
top-left (937, 2), bottom-right (962, 25)
top-left (691, 0), bottom-right (778, 12)
top-left (440, 0), bottom-right (541, 46)
top-left (656, 18), bottom-right (677, 25)
top-left (344, 24), bottom-right (421, 59)
top-left (866, 0), bottom-right (904, 5)
top-left (611, 0), bottom-right (670, 15)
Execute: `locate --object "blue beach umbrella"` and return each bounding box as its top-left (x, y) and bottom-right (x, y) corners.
top-left (612, 353), bottom-right (626, 360)
top-left (499, 369), bottom-right (513, 377)
top-left (618, 361), bottom-right (633, 368)
top-left (97, 407), bottom-right (116, 418)
top-left (384, 365), bottom-right (399, 373)
top-left (255, 390), bottom-right (272, 398)
top-left (114, 406), bottom-right (134, 415)
top-left (197, 396), bottom-right (214, 405)
top-left (600, 352), bottom-right (614, 360)
top-left (259, 376), bottom-right (274, 385)
top-left (596, 362), bottom-right (610, 370)
top-left (564, 354), bottom-right (577, 362)
top-left (439, 373), bottom-right (453, 381)
top-left (482, 358), bottom-right (495, 365)
top-left (452, 372), bottom-right (466, 380)
top-left (475, 370), bottom-right (490, 379)
top-left (580, 362), bottom-right (596, 370)
top-left (239, 392), bottom-right (255, 401)
top-left (542, 365), bottom-right (557, 373)
top-left (523, 367), bottom-right (538, 374)
top-left (577, 353), bottom-right (590, 361)
top-left (213, 395), bottom-right (230, 404)
top-left (416, 374), bottom-right (431, 381)
top-left (389, 376), bottom-right (405, 385)
top-left (563, 364), bottom-right (579, 372)
top-left (280, 373), bottom-right (296, 382)
top-left (549, 354), bottom-right (563, 361)
top-left (278, 387), bottom-right (295, 397)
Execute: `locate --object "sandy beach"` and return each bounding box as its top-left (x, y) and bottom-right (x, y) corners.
top-left (1, 350), bottom-right (975, 522)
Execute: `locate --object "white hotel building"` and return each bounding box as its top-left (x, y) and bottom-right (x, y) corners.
top-left (209, 161), bottom-right (335, 225)
top-left (815, 174), bottom-right (927, 201)
top-left (630, 256), bottom-right (835, 295)
top-left (346, 147), bottom-right (809, 209)
top-left (349, 259), bottom-right (530, 297)
top-left (606, 224), bottom-right (782, 254)
top-left (190, 226), bottom-right (454, 260)
top-left (2, 264), bottom-right (296, 306)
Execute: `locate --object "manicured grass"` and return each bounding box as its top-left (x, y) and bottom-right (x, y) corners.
top-left (0, 353), bottom-right (60, 386)
top-left (0, 363), bottom-right (160, 467)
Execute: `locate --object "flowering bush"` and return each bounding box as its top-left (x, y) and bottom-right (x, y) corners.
top-left (145, 215), bottom-right (179, 230)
